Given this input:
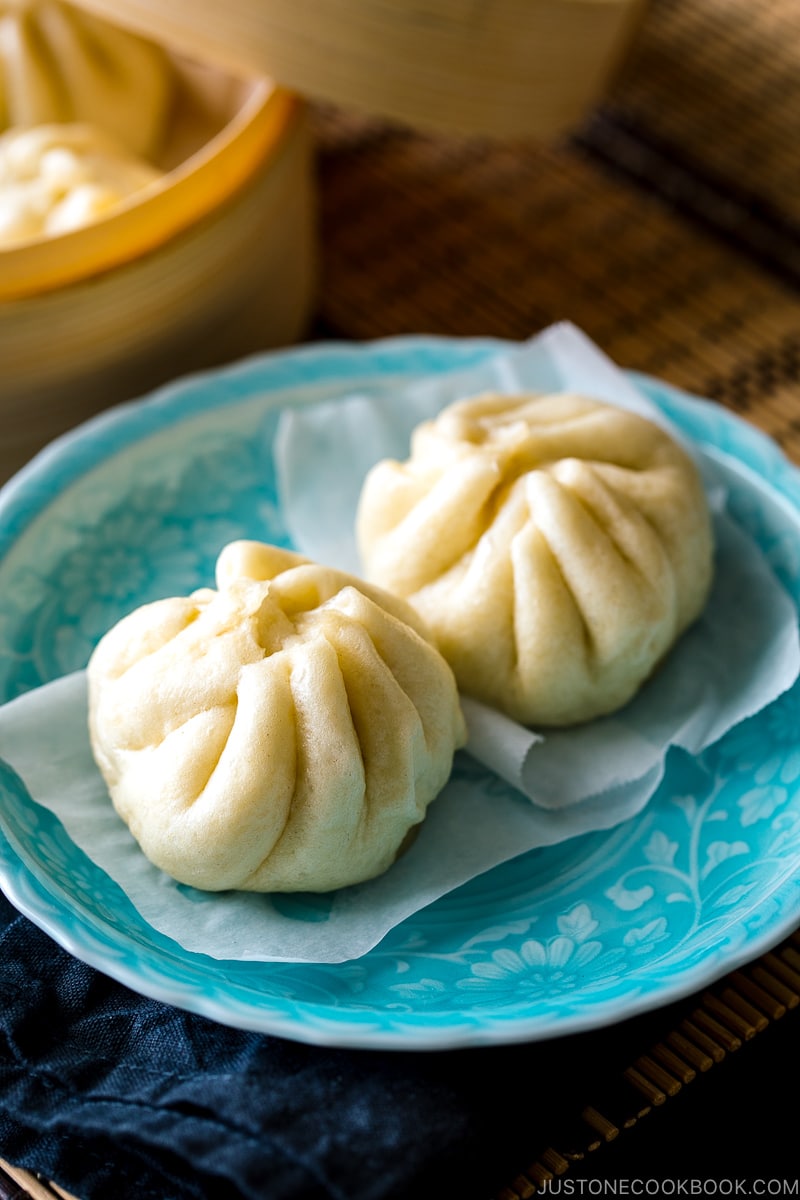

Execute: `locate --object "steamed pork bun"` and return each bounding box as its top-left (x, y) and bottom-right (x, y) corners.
top-left (0, 122), bottom-right (161, 245)
top-left (0, 0), bottom-right (174, 158)
top-left (356, 392), bottom-right (714, 727)
top-left (88, 542), bottom-right (466, 893)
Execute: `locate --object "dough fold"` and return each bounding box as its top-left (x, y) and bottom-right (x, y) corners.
top-left (0, 0), bottom-right (174, 158)
top-left (356, 392), bottom-right (714, 726)
top-left (88, 542), bottom-right (466, 893)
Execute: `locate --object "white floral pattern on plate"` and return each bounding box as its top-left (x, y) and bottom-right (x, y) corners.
top-left (0, 338), bottom-right (799, 1049)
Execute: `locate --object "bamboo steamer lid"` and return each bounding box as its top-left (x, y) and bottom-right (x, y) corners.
top-left (71, 0), bottom-right (646, 140)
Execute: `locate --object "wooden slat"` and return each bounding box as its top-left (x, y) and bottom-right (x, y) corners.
top-left (751, 964), bottom-right (799, 1010)
top-left (581, 1107), bottom-right (619, 1143)
top-left (0, 1161), bottom-right (80, 1200)
top-left (650, 1042), bottom-right (697, 1085)
top-left (690, 1009), bottom-right (743, 1054)
top-left (729, 971), bottom-right (788, 1021)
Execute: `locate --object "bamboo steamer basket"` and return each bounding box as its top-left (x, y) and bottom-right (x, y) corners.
top-left (0, 43), bottom-right (317, 482)
top-left (0, 0), bottom-right (645, 480)
top-left (74, 0), bottom-right (646, 140)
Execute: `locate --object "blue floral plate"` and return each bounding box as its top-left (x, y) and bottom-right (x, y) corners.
top-left (1, 337), bottom-right (800, 1050)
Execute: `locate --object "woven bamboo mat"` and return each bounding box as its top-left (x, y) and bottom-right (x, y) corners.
top-left (308, 0), bottom-right (800, 1191)
top-left (597, 0), bottom-right (800, 246)
top-left (311, 3), bottom-right (800, 467)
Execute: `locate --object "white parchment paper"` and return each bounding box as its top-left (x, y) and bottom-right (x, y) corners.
top-left (277, 322), bottom-right (797, 810)
top-left (0, 323), bottom-right (797, 963)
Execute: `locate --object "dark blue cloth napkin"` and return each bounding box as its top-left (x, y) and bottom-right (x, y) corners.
top-left (0, 890), bottom-right (582, 1200)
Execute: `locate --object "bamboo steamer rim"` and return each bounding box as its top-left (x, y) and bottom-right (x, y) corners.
top-left (0, 81), bottom-right (298, 303)
top-left (65, 0), bottom-right (645, 140)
